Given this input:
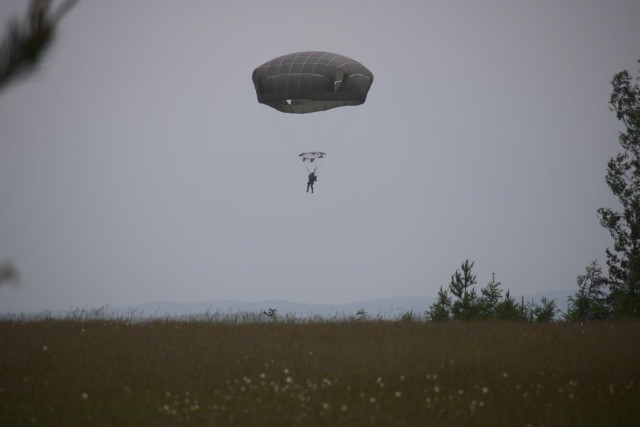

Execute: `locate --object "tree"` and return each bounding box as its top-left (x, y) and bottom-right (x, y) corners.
top-left (531, 297), bottom-right (558, 322)
top-left (597, 64), bottom-right (640, 316)
top-left (567, 260), bottom-right (610, 320)
top-left (0, 1), bottom-right (78, 285)
top-left (426, 260), bottom-right (556, 322)
top-left (478, 272), bottom-right (502, 318)
top-left (495, 290), bottom-right (524, 321)
top-left (426, 286), bottom-right (452, 321)
top-left (0, 261), bottom-right (20, 288)
top-left (0, 0), bottom-right (78, 94)
top-left (448, 260), bottom-right (479, 320)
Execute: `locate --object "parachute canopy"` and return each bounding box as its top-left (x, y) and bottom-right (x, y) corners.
top-left (252, 51), bottom-right (374, 114)
top-left (299, 152), bottom-right (326, 163)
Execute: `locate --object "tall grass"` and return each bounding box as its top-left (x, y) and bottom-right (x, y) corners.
top-left (1, 318), bottom-right (638, 426)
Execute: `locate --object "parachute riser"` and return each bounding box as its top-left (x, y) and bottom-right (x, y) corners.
top-left (299, 151), bottom-right (326, 173)
top-left (304, 163), bottom-right (320, 174)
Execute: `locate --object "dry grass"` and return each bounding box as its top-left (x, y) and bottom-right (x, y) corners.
top-left (1, 319), bottom-right (639, 426)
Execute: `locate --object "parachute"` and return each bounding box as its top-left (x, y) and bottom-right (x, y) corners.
top-left (299, 152), bottom-right (325, 163)
top-left (252, 51), bottom-right (373, 172)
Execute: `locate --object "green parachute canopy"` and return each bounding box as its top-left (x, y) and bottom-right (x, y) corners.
top-left (252, 51), bottom-right (374, 114)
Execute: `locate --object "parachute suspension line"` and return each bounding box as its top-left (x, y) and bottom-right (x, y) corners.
top-left (304, 162), bottom-right (320, 174)
top-left (312, 101), bottom-right (320, 150)
top-left (300, 152), bottom-right (324, 174)
top-left (265, 107), bottom-right (324, 174)
top-left (300, 110), bottom-right (322, 174)
top-left (262, 106), bottom-right (301, 160)
top-left (262, 105), bottom-right (362, 176)
top-left (303, 163), bottom-right (319, 174)
top-left (316, 106), bottom-right (360, 162)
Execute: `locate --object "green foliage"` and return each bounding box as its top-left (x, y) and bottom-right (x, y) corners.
top-left (479, 272), bottom-right (502, 317)
top-left (567, 260), bottom-right (611, 320)
top-left (263, 308), bottom-right (278, 321)
top-left (0, 0), bottom-right (77, 94)
top-left (425, 286), bottom-right (452, 321)
top-left (530, 297), bottom-right (558, 322)
top-left (426, 260), bottom-right (556, 322)
top-left (494, 290), bottom-right (524, 321)
top-left (348, 308), bottom-right (368, 321)
top-left (0, 260), bottom-right (20, 287)
top-left (397, 309), bottom-right (419, 322)
top-left (595, 64), bottom-right (640, 317)
top-left (449, 260), bottom-right (479, 320)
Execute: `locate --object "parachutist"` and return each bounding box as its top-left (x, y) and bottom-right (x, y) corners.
top-left (306, 172), bottom-right (317, 193)
top-left (252, 52), bottom-right (372, 187)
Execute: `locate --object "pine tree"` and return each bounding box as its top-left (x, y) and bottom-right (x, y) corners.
top-left (479, 272), bottom-right (502, 318)
top-left (495, 290), bottom-right (523, 320)
top-left (449, 260), bottom-right (479, 320)
top-left (426, 286), bottom-right (452, 321)
top-left (532, 297), bottom-right (558, 322)
top-left (597, 65), bottom-right (640, 316)
top-left (567, 260), bottom-right (610, 320)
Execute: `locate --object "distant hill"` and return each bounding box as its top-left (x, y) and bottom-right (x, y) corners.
top-left (111, 289), bottom-right (573, 319)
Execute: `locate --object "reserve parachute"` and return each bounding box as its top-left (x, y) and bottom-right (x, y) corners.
top-left (252, 51), bottom-right (373, 173)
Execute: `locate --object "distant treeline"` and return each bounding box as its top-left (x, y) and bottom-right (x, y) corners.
top-left (425, 260), bottom-right (558, 322)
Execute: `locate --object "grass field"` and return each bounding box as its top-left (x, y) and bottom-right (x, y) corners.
top-left (1, 318), bottom-right (639, 426)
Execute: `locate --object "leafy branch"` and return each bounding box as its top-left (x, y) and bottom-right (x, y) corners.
top-left (0, 0), bottom-right (78, 94)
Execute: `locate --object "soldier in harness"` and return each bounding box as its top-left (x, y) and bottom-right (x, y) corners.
top-left (306, 169), bottom-right (318, 193)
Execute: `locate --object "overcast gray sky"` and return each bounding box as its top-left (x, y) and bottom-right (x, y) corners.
top-left (1, 0), bottom-right (639, 313)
